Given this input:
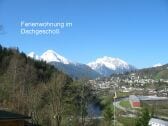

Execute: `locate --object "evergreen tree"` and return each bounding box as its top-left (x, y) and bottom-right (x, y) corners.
top-left (136, 108), bottom-right (150, 126)
top-left (103, 105), bottom-right (114, 126)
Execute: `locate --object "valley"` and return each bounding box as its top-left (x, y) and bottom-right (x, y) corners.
top-left (0, 45), bottom-right (168, 126)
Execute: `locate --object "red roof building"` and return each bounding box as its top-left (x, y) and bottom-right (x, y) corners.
top-left (129, 95), bottom-right (141, 108)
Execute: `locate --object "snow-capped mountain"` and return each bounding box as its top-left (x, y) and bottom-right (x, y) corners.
top-left (88, 56), bottom-right (136, 76)
top-left (40, 50), bottom-right (70, 64)
top-left (27, 50), bottom-right (100, 79)
top-left (50, 62), bottom-right (100, 79)
top-left (27, 52), bottom-right (39, 60)
top-left (153, 63), bottom-right (162, 67)
top-left (27, 51), bottom-right (135, 78)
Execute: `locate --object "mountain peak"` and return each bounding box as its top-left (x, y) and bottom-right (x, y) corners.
top-left (153, 63), bottom-right (162, 67)
top-left (88, 56), bottom-right (135, 76)
top-left (27, 52), bottom-right (39, 60)
top-left (40, 50), bottom-right (70, 64)
top-left (88, 56), bottom-right (129, 70)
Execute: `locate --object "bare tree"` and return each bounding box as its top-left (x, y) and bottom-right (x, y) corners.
top-left (48, 73), bottom-right (67, 126)
top-left (77, 80), bottom-right (91, 126)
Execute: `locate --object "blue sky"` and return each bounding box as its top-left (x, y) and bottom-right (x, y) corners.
top-left (0, 0), bottom-right (168, 68)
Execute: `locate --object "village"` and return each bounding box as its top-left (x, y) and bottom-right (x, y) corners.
top-left (89, 73), bottom-right (168, 97)
top-left (88, 73), bottom-right (168, 126)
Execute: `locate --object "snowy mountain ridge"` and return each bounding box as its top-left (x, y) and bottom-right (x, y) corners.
top-left (88, 56), bottom-right (136, 76)
top-left (40, 50), bottom-right (70, 64)
top-left (28, 50), bottom-right (70, 64)
top-left (88, 56), bottom-right (129, 70)
top-left (27, 51), bottom-right (136, 77)
top-left (27, 50), bottom-right (100, 79)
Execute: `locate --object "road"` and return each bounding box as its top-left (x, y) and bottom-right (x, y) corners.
top-left (113, 97), bottom-right (137, 117)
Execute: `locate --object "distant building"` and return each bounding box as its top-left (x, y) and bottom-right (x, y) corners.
top-left (129, 95), bottom-right (140, 108)
top-left (129, 95), bottom-right (168, 108)
top-left (0, 110), bottom-right (31, 126)
top-left (149, 118), bottom-right (168, 126)
top-left (138, 96), bottom-right (168, 101)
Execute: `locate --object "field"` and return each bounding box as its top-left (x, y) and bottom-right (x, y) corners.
top-left (119, 100), bottom-right (131, 109)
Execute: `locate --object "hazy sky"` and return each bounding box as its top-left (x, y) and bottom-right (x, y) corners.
top-left (0, 0), bottom-right (168, 68)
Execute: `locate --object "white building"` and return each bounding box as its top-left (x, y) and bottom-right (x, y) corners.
top-left (148, 118), bottom-right (168, 126)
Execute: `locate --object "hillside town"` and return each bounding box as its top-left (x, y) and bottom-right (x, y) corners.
top-left (89, 73), bottom-right (168, 97)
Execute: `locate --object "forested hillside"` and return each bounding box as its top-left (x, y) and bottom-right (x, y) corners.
top-left (135, 64), bottom-right (168, 79)
top-left (0, 45), bottom-right (96, 126)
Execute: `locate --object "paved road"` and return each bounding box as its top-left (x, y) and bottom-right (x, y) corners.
top-left (113, 100), bottom-right (127, 112)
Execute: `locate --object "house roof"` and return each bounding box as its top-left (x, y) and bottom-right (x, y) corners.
top-left (0, 110), bottom-right (31, 120)
top-left (149, 118), bottom-right (168, 126)
top-left (129, 95), bottom-right (140, 102)
top-left (129, 95), bottom-right (168, 102)
top-left (138, 96), bottom-right (168, 101)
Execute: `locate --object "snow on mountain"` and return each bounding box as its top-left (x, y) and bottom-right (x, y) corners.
top-left (27, 51), bottom-right (135, 78)
top-left (27, 50), bottom-right (100, 79)
top-left (40, 50), bottom-right (70, 64)
top-left (27, 52), bottom-right (39, 60)
top-left (153, 63), bottom-right (162, 67)
top-left (88, 56), bottom-right (135, 76)
top-left (88, 56), bottom-right (129, 70)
